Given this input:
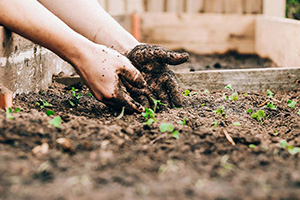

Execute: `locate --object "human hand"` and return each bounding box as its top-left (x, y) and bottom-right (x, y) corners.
top-left (126, 44), bottom-right (189, 108)
top-left (75, 44), bottom-right (151, 113)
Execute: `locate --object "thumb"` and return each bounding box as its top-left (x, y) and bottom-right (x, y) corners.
top-left (162, 50), bottom-right (189, 65)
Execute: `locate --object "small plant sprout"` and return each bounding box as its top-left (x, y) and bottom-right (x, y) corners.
top-left (229, 92), bottom-right (239, 101)
top-left (204, 89), bottom-right (210, 94)
top-left (46, 110), bottom-right (55, 116)
top-left (224, 84), bottom-right (233, 90)
top-left (276, 139), bottom-right (300, 155)
top-left (298, 109), bottom-right (300, 115)
top-left (214, 106), bottom-right (228, 118)
top-left (178, 117), bottom-right (187, 125)
top-left (192, 92), bottom-right (198, 96)
top-left (251, 110), bottom-right (266, 122)
top-left (267, 102), bottom-right (277, 110)
top-left (201, 103), bottom-right (206, 107)
top-left (6, 107), bottom-right (21, 120)
top-left (68, 87), bottom-right (83, 107)
top-left (211, 120), bottom-right (219, 129)
top-left (160, 123), bottom-right (180, 139)
top-left (36, 99), bottom-right (53, 109)
top-left (288, 99), bottom-right (297, 109)
top-left (142, 107), bottom-right (157, 127)
top-left (183, 90), bottom-right (190, 96)
top-left (244, 93), bottom-right (248, 97)
top-left (151, 98), bottom-right (164, 112)
top-left (232, 122), bottom-right (241, 126)
top-left (266, 89), bottom-right (274, 98)
top-left (247, 109), bottom-right (253, 114)
top-left (144, 118), bottom-right (156, 127)
top-left (249, 144), bottom-right (257, 148)
top-left (87, 93), bottom-right (93, 97)
top-left (49, 116), bottom-right (62, 128)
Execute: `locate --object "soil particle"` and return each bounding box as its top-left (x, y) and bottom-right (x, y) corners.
top-left (0, 82), bottom-right (300, 200)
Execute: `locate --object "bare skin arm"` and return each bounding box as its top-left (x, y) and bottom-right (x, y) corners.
top-left (0, 0), bottom-right (147, 112)
top-left (37, 0), bottom-right (139, 54)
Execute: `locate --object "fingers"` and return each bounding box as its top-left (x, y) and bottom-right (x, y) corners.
top-left (163, 51), bottom-right (189, 65)
top-left (118, 62), bottom-right (148, 89)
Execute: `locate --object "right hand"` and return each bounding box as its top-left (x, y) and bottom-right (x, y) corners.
top-left (74, 44), bottom-right (150, 113)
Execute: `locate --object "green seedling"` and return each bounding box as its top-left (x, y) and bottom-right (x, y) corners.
top-left (214, 106), bottom-right (228, 118)
top-left (116, 107), bottom-right (125, 120)
top-left (244, 93), bottom-right (248, 96)
top-left (204, 89), bottom-right (210, 94)
top-left (142, 107), bottom-right (155, 120)
top-left (224, 84), bottom-right (233, 90)
top-left (46, 110), bottom-right (55, 116)
top-left (144, 118), bottom-right (156, 127)
top-left (232, 122), bottom-right (241, 126)
top-left (266, 89), bottom-right (274, 98)
top-left (249, 144), bottom-right (257, 148)
top-left (298, 109), bottom-right (300, 115)
top-left (6, 107), bottom-right (21, 120)
top-left (87, 93), bottom-right (93, 97)
top-left (183, 90), bottom-right (190, 96)
top-left (220, 155), bottom-right (236, 171)
top-left (251, 110), bottom-right (266, 122)
top-left (160, 123), bottom-right (180, 139)
top-left (211, 120), bottom-right (219, 129)
top-left (229, 92), bottom-right (238, 101)
top-left (288, 99), bottom-right (297, 108)
top-left (267, 102), bottom-right (277, 110)
top-left (247, 108), bottom-right (253, 114)
top-left (193, 92), bottom-right (198, 95)
top-left (152, 98), bottom-right (164, 112)
top-left (276, 139), bottom-right (300, 155)
top-left (36, 99), bottom-right (53, 109)
top-left (178, 117), bottom-right (186, 125)
top-left (201, 103), bottom-right (206, 107)
top-left (49, 116), bottom-right (62, 128)
top-left (69, 87), bottom-right (83, 107)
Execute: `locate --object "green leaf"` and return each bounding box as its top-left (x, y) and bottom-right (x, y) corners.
top-left (160, 123), bottom-right (174, 133)
top-left (144, 118), bottom-right (155, 127)
top-left (249, 144), bottom-right (257, 148)
top-left (243, 93), bottom-right (248, 96)
top-left (46, 110), bottom-right (55, 116)
top-left (49, 116), bottom-right (62, 128)
top-left (204, 89), bottom-right (210, 94)
top-left (178, 117), bottom-right (186, 125)
top-left (87, 93), bottom-right (93, 97)
top-left (232, 122), bottom-right (241, 126)
top-left (183, 90), bottom-right (190, 96)
top-left (229, 92), bottom-right (238, 101)
top-left (252, 110), bottom-right (266, 121)
top-left (14, 108), bottom-right (21, 113)
top-left (211, 121), bottom-right (219, 129)
top-left (298, 109), bottom-right (300, 115)
top-left (6, 108), bottom-right (14, 120)
top-left (276, 140), bottom-right (288, 149)
top-left (267, 102), bottom-right (277, 110)
top-left (247, 109), bottom-right (253, 114)
top-left (151, 98), bottom-right (163, 112)
top-left (288, 147), bottom-right (300, 155)
top-left (288, 99), bottom-right (297, 108)
top-left (142, 107), bottom-right (155, 120)
top-left (172, 131), bottom-right (180, 139)
top-left (266, 89), bottom-right (274, 98)
top-left (41, 99), bottom-right (53, 108)
top-left (68, 99), bottom-right (75, 107)
top-left (224, 84), bottom-right (232, 90)
top-left (192, 92), bottom-right (198, 96)
top-left (201, 103), bottom-right (206, 106)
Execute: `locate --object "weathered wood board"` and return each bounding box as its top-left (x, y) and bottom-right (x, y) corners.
top-left (256, 16), bottom-right (300, 68)
top-left (263, 0), bottom-right (286, 17)
top-left (141, 13), bottom-right (256, 54)
top-left (55, 68), bottom-right (300, 93)
top-left (176, 68), bottom-right (300, 92)
top-left (244, 0), bottom-right (262, 14)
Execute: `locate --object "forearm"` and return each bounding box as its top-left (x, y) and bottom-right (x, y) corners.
top-left (0, 0), bottom-right (91, 66)
top-left (37, 0), bottom-right (139, 54)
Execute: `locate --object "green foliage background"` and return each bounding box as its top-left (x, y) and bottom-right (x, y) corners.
top-left (286, 0), bottom-right (300, 19)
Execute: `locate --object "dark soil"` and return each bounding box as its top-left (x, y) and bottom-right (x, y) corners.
top-left (1, 82), bottom-right (300, 200)
top-left (171, 51), bottom-right (277, 72)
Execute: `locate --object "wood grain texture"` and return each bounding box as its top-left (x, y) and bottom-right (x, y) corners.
top-left (244, 0), bottom-right (262, 14)
top-left (185, 0), bottom-right (204, 13)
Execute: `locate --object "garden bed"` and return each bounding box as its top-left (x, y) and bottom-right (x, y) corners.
top-left (0, 81), bottom-right (300, 199)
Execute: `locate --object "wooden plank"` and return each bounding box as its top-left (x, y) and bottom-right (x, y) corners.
top-left (185, 0), bottom-right (204, 13)
top-left (263, 0), bottom-right (286, 18)
top-left (244, 0), bottom-right (262, 14)
top-left (166, 0), bottom-right (184, 13)
top-left (107, 0), bottom-right (126, 15)
top-left (204, 0), bottom-right (225, 13)
top-left (141, 13), bottom-right (256, 54)
top-left (54, 68), bottom-right (300, 93)
top-left (224, 0), bottom-right (244, 14)
top-left (125, 0), bottom-right (145, 13)
top-left (256, 16), bottom-right (300, 68)
top-left (176, 68), bottom-right (300, 92)
top-left (146, 0), bottom-right (165, 12)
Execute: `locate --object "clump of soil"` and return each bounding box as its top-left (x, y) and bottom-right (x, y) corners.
top-left (171, 51), bottom-right (277, 72)
top-left (0, 82), bottom-right (300, 200)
